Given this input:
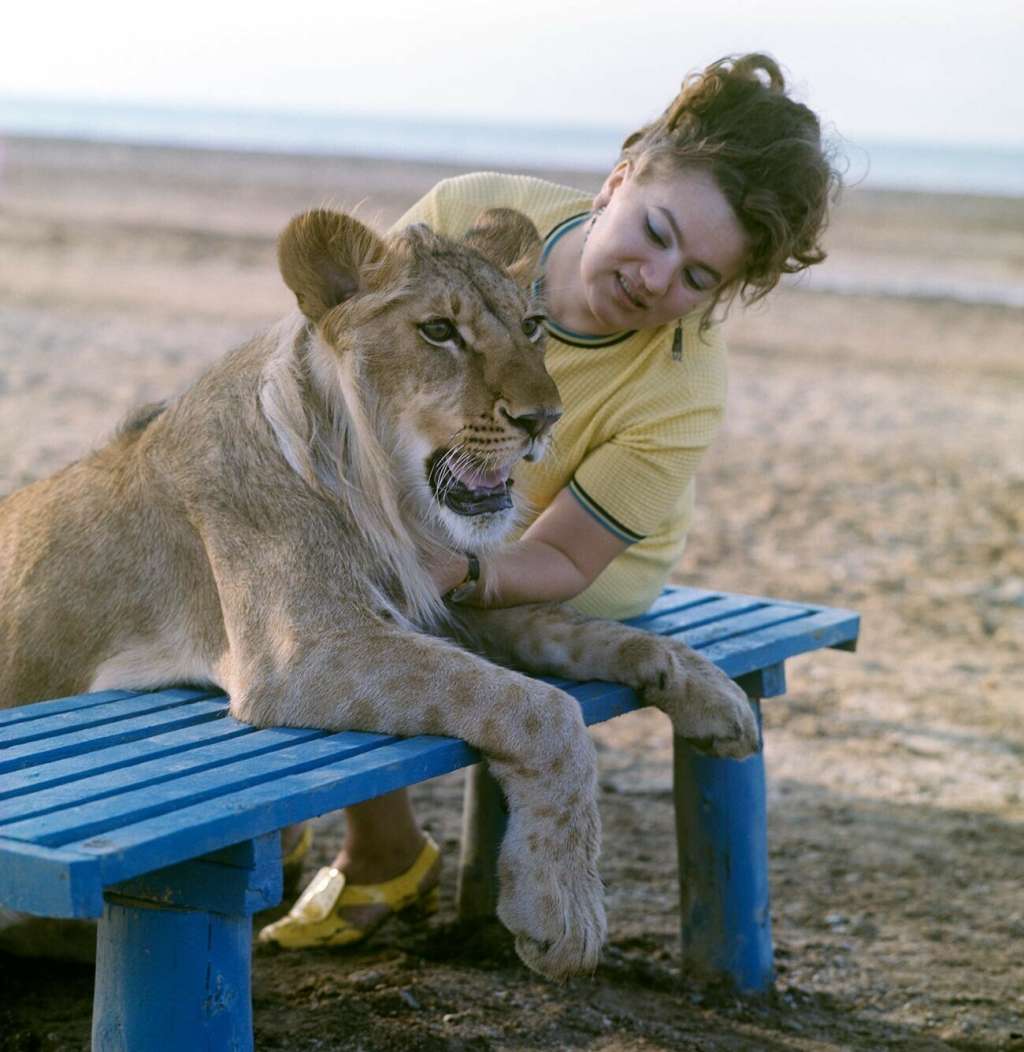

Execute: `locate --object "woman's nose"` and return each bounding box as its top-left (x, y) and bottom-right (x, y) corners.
top-left (640, 255), bottom-right (676, 297)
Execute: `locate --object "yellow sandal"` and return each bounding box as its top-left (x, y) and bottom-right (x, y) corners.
top-left (258, 835), bottom-right (440, 950)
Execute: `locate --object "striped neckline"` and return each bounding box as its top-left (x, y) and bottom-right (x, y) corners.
top-left (535, 213), bottom-right (636, 349)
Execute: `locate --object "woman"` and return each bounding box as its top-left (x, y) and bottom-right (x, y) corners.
top-left (259, 52), bottom-right (838, 950)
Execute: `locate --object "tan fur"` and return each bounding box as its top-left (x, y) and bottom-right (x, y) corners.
top-left (0, 207), bottom-right (758, 980)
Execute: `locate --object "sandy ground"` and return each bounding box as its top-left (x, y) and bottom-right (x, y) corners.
top-left (1, 136), bottom-right (1023, 1051)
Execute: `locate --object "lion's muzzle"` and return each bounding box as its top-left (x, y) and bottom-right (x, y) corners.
top-left (428, 452), bottom-right (515, 516)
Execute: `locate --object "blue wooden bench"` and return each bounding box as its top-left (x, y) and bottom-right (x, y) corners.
top-left (0, 585), bottom-right (858, 1051)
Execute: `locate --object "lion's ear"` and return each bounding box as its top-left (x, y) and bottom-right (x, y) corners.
top-left (463, 208), bottom-right (542, 288)
top-left (278, 209), bottom-right (387, 323)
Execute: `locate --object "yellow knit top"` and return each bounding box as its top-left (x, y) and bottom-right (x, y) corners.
top-left (393, 172), bottom-right (727, 619)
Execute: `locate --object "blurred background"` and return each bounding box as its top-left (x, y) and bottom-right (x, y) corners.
top-left (1, 4), bottom-right (1022, 1050)
top-left (3, 0), bottom-right (1023, 193)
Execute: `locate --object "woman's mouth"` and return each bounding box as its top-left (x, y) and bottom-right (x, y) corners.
top-left (615, 271), bottom-right (647, 311)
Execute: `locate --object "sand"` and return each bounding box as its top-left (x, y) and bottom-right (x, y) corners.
top-left (1, 135), bottom-right (1022, 1051)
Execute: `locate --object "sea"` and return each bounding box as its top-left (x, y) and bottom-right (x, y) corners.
top-left (1, 96), bottom-right (1023, 199)
top-left (3, 97), bottom-right (1022, 308)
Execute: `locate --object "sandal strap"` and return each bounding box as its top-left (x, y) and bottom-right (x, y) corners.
top-left (288, 866), bottom-right (347, 923)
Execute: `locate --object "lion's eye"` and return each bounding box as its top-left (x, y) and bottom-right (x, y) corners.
top-left (522, 315), bottom-right (545, 343)
top-left (418, 318), bottom-right (463, 348)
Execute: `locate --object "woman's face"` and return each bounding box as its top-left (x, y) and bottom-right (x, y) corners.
top-left (578, 161), bottom-right (749, 333)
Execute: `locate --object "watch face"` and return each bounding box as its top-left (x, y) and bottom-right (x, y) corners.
top-left (466, 553), bottom-right (480, 582)
top-left (447, 583), bottom-right (473, 603)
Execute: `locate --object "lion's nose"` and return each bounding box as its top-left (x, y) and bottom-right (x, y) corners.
top-left (502, 407), bottom-right (563, 439)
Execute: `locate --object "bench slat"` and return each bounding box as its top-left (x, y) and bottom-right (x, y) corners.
top-left (628, 587), bottom-right (725, 622)
top-left (0, 730), bottom-right (401, 847)
top-left (11, 683), bottom-right (636, 891)
top-left (0, 689), bottom-right (141, 729)
top-left (629, 587), bottom-right (849, 628)
top-left (704, 607), bottom-right (861, 678)
top-left (0, 688), bottom-right (223, 749)
top-left (0, 696), bottom-right (228, 775)
top-left (78, 735), bottom-right (482, 888)
top-left (0, 713), bottom-right (249, 801)
top-left (680, 605), bottom-right (812, 650)
top-left (639, 595), bottom-right (768, 637)
top-left (0, 725), bottom-right (330, 824)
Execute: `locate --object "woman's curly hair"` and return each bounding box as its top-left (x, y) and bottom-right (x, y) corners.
top-left (620, 53), bottom-right (840, 313)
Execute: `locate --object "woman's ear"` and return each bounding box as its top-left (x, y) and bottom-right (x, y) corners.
top-left (592, 160), bottom-right (631, 210)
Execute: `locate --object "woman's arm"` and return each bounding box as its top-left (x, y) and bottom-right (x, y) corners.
top-left (434, 488), bottom-right (628, 607)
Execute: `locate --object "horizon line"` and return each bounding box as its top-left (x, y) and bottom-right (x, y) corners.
top-left (1, 92), bottom-right (1022, 156)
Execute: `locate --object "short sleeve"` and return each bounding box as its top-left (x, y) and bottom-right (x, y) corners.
top-left (567, 320), bottom-right (727, 542)
top-left (569, 407), bottom-right (722, 542)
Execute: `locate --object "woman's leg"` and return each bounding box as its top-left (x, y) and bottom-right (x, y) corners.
top-left (331, 789), bottom-right (426, 882)
top-left (258, 789), bottom-right (438, 949)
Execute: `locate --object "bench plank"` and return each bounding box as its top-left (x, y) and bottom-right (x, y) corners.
top-left (680, 605), bottom-right (812, 649)
top-left (0, 688), bottom-right (221, 747)
top-left (628, 587), bottom-right (724, 620)
top-left (0, 730), bottom-right (401, 847)
top-left (0, 711), bottom-right (246, 801)
top-left (0, 689), bottom-right (140, 728)
top-left (633, 594), bottom-right (767, 637)
top-left (704, 606), bottom-right (860, 679)
top-left (78, 735), bottom-right (480, 891)
top-left (0, 697), bottom-right (228, 775)
top-left (0, 725), bottom-right (328, 825)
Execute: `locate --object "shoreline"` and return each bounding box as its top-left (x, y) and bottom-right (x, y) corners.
top-left (4, 132), bottom-right (1023, 314)
top-left (5, 129), bottom-right (1024, 204)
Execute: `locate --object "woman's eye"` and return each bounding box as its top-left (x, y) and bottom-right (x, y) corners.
top-left (645, 218), bottom-right (666, 247)
top-left (419, 319), bottom-right (462, 346)
top-left (521, 315), bottom-right (545, 342)
top-left (684, 269), bottom-right (713, 293)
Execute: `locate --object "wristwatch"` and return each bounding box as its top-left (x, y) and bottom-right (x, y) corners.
top-left (446, 552), bottom-right (480, 603)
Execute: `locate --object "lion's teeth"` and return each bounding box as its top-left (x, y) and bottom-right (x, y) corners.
top-left (453, 464), bottom-right (509, 490)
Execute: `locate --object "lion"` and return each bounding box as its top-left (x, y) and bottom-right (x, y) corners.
top-left (0, 206), bottom-right (759, 980)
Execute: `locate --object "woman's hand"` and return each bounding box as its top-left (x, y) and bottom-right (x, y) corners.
top-left (453, 488), bottom-right (629, 609)
top-left (426, 488), bottom-right (628, 608)
top-left (427, 549), bottom-right (470, 595)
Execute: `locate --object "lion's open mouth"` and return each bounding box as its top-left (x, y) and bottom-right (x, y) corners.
top-left (427, 450), bottom-right (514, 517)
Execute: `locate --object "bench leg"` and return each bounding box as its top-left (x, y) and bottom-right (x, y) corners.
top-left (673, 699), bottom-right (774, 993)
top-left (456, 761), bottom-right (507, 920)
top-left (91, 834), bottom-right (282, 1052)
top-left (92, 899), bottom-right (253, 1052)
top-left (456, 716), bottom-right (775, 994)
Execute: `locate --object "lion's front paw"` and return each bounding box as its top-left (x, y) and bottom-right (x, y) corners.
top-left (495, 817), bottom-right (607, 981)
top-left (498, 867), bottom-right (606, 981)
top-left (639, 641), bottom-right (760, 759)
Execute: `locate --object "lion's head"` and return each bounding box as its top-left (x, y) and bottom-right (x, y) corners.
top-left (272, 207), bottom-right (561, 554)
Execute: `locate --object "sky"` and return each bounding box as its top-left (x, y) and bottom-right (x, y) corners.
top-left (3, 0), bottom-right (1022, 149)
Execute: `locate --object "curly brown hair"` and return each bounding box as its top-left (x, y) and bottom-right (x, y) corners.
top-left (620, 53), bottom-right (840, 314)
